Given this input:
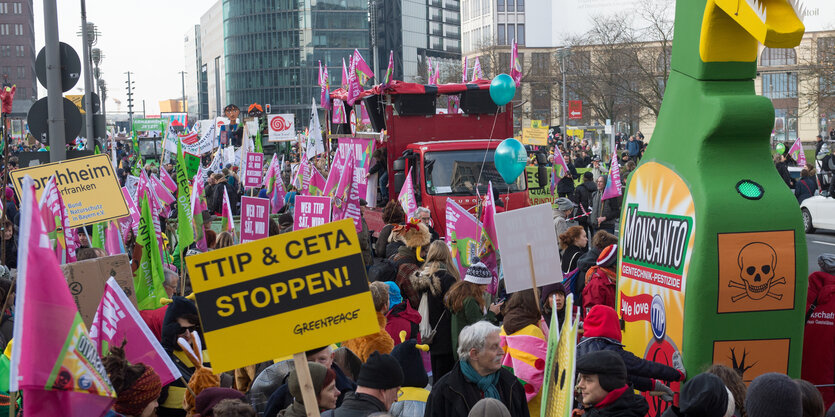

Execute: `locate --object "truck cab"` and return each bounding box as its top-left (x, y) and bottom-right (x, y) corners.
top-left (329, 80), bottom-right (532, 238)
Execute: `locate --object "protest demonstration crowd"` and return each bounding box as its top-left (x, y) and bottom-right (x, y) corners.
top-left (2, 0), bottom-right (835, 416)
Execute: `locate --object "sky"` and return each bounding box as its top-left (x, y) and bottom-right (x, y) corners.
top-left (33, 0), bottom-right (209, 116)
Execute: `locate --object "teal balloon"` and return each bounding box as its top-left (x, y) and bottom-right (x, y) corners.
top-left (494, 138), bottom-right (527, 183)
top-left (775, 143), bottom-right (786, 154)
top-left (489, 74), bottom-right (516, 106)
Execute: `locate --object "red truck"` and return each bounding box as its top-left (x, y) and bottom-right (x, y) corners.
top-left (329, 80), bottom-right (535, 237)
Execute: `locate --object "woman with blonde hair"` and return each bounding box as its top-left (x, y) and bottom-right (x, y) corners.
top-left (411, 240), bottom-right (459, 379)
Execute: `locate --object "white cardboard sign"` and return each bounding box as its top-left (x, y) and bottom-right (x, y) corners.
top-left (494, 203), bottom-right (563, 293)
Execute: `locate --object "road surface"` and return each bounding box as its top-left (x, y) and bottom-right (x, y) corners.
top-left (806, 228), bottom-right (835, 275)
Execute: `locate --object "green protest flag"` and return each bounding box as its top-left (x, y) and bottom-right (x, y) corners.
top-left (91, 221), bottom-right (106, 249)
top-left (175, 138), bottom-right (195, 258)
top-left (94, 145), bottom-right (100, 155)
top-left (255, 126), bottom-right (264, 153)
top-left (131, 130), bottom-right (144, 176)
top-left (133, 196), bottom-right (167, 310)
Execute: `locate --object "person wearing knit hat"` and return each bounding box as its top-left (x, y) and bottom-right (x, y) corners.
top-left (745, 373), bottom-right (802, 417)
top-left (802, 253), bottom-right (835, 407)
top-left (195, 387), bottom-right (246, 417)
top-left (467, 398), bottom-right (511, 417)
top-left (445, 258), bottom-right (502, 356)
top-left (280, 362), bottom-right (340, 417)
top-left (390, 340), bottom-right (431, 417)
top-left (553, 197), bottom-right (577, 239)
top-left (539, 282), bottom-right (566, 328)
top-left (660, 373), bottom-right (735, 417)
top-left (329, 352), bottom-right (404, 416)
top-left (574, 350), bottom-right (648, 417)
top-left (582, 244), bottom-right (619, 313)
top-left (102, 343), bottom-right (163, 417)
top-left (385, 282), bottom-right (422, 346)
top-left (578, 305), bottom-right (685, 397)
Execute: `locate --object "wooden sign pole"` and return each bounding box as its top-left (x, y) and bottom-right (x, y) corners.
top-left (292, 352), bottom-right (322, 417)
top-left (527, 244), bottom-right (541, 314)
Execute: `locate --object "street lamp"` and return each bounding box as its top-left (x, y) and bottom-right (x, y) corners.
top-left (556, 47), bottom-right (571, 136)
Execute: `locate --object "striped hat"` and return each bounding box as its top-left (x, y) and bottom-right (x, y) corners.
top-left (597, 244), bottom-right (618, 267)
top-left (464, 258), bottom-right (493, 285)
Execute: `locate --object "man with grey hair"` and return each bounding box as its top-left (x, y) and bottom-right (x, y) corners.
top-left (424, 321), bottom-right (529, 417)
top-left (163, 268), bottom-right (179, 298)
top-left (414, 206), bottom-right (439, 241)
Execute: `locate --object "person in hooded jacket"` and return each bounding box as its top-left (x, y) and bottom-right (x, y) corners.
top-left (574, 350), bottom-right (648, 417)
top-left (578, 305), bottom-right (685, 397)
top-left (539, 282), bottom-right (566, 330)
top-left (410, 240), bottom-right (459, 380)
top-left (390, 339), bottom-right (430, 417)
top-left (802, 253), bottom-right (835, 408)
top-left (574, 231), bottom-right (618, 308)
top-left (660, 373), bottom-right (736, 417)
top-left (582, 245), bottom-right (619, 313)
top-left (385, 281), bottom-right (422, 344)
top-left (158, 296), bottom-right (211, 417)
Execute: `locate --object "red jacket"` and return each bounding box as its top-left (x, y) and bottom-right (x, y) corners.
top-left (582, 267), bottom-right (617, 314)
top-left (139, 305), bottom-right (168, 342)
top-left (802, 271), bottom-right (835, 408)
top-left (386, 301), bottom-right (422, 345)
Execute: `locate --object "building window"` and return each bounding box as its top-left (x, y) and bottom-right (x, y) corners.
top-left (15, 46), bottom-right (23, 57)
top-left (762, 72), bottom-right (797, 99)
top-left (13, 2), bottom-right (20, 13)
top-left (507, 0), bottom-right (515, 12)
top-left (497, 23), bottom-right (505, 45)
top-left (14, 23), bottom-right (22, 35)
top-left (517, 24), bottom-right (525, 45)
top-left (0, 3), bottom-right (6, 14)
top-left (16, 66), bottom-right (23, 78)
top-left (16, 87), bottom-right (24, 97)
top-left (760, 48), bottom-right (796, 66)
top-left (0, 24), bottom-right (8, 35)
top-left (517, 0), bottom-right (524, 12)
top-left (507, 24), bottom-right (516, 45)
top-left (497, 0), bottom-right (504, 12)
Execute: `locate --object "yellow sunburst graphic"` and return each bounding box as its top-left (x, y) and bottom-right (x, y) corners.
top-left (617, 162), bottom-right (696, 358)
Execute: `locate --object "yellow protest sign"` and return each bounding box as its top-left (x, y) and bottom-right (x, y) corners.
top-left (531, 120), bottom-right (544, 129)
top-left (10, 154), bottom-right (129, 227)
top-left (185, 219), bottom-right (378, 373)
top-left (541, 295), bottom-right (579, 417)
top-left (522, 128), bottom-right (549, 146)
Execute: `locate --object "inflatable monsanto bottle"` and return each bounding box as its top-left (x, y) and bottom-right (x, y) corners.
top-left (616, 1), bottom-right (808, 414)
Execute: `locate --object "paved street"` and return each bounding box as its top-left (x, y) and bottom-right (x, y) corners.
top-left (806, 228), bottom-right (835, 275)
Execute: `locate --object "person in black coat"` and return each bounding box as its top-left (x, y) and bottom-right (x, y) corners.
top-left (577, 305), bottom-right (685, 397)
top-left (410, 240), bottom-right (459, 380)
top-left (556, 160), bottom-right (579, 198)
top-left (323, 352), bottom-right (403, 417)
top-left (425, 322), bottom-right (530, 417)
top-left (795, 168), bottom-right (818, 203)
top-left (575, 351), bottom-right (649, 417)
top-left (573, 171), bottom-right (597, 236)
top-left (775, 154), bottom-right (795, 188)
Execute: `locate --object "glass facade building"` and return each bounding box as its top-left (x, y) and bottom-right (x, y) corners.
top-left (223, 0), bottom-right (370, 127)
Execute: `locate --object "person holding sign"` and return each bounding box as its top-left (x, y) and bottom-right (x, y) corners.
top-left (446, 260), bottom-right (503, 357)
top-left (425, 321), bottom-right (529, 417)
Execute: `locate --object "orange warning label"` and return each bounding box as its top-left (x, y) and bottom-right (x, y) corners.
top-left (716, 230), bottom-right (795, 313)
top-left (712, 339), bottom-right (790, 384)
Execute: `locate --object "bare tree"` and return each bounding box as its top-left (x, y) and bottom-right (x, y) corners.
top-left (798, 35), bottom-right (835, 136)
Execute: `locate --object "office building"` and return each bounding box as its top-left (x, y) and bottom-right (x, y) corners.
top-left (0, 0), bottom-right (36, 117)
top-left (201, 0), bottom-right (225, 118)
top-left (372, 0), bottom-right (461, 83)
top-left (184, 24), bottom-right (202, 122)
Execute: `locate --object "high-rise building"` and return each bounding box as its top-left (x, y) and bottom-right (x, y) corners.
top-left (201, 0), bottom-right (225, 118)
top-left (0, 0), bottom-right (36, 116)
top-left (222, 0), bottom-right (370, 127)
top-left (183, 25), bottom-right (202, 122)
top-left (372, 0), bottom-right (461, 83)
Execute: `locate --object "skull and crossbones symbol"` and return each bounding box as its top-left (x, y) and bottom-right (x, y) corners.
top-left (729, 242), bottom-right (785, 302)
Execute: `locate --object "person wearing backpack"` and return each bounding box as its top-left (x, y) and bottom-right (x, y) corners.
top-left (410, 241), bottom-right (459, 381)
top-left (574, 231), bottom-right (618, 308)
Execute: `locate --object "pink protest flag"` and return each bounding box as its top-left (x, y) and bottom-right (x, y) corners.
top-left (445, 199), bottom-right (481, 279)
top-left (341, 57), bottom-right (349, 89)
top-left (347, 54), bottom-right (358, 106)
top-left (104, 220), bottom-right (124, 255)
top-left (361, 101), bottom-right (371, 124)
top-left (11, 176), bottom-right (116, 416)
top-left (381, 50), bottom-right (394, 88)
top-left (221, 186), bottom-right (236, 239)
top-left (550, 163), bottom-right (559, 198)
top-left (271, 177), bottom-right (287, 214)
top-left (335, 151), bottom-right (356, 202)
top-left (39, 175), bottom-right (79, 264)
top-left (332, 160), bottom-right (363, 233)
top-left (151, 175), bottom-right (176, 207)
top-left (324, 147), bottom-right (347, 196)
top-left (90, 278), bottom-right (181, 386)
top-left (138, 170), bottom-right (167, 260)
top-left (121, 187), bottom-right (141, 235)
top-left (472, 57), bottom-right (483, 82)
top-left (462, 56), bottom-right (468, 83)
top-left (398, 167), bottom-right (418, 219)
top-left (789, 137), bottom-right (806, 167)
top-left (332, 99), bottom-right (347, 124)
top-left (511, 41), bottom-right (522, 87)
top-left (552, 146), bottom-right (571, 179)
top-left (160, 167), bottom-right (178, 194)
top-left (602, 153), bottom-right (623, 201)
top-left (433, 66), bottom-right (441, 85)
top-left (189, 169), bottom-right (209, 252)
top-left (427, 58), bottom-right (433, 84)
top-left (480, 181), bottom-right (500, 295)
top-left (353, 49), bottom-right (374, 82)
top-left (309, 167), bottom-right (327, 196)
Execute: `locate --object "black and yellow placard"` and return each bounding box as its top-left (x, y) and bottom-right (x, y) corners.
top-left (10, 154), bottom-right (129, 227)
top-left (185, 219), bottom-right (378, 373)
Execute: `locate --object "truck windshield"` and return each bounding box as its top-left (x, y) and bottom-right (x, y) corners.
top-left (424, 150), bottom-right (525, 196)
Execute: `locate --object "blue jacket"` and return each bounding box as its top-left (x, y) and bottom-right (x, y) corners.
top-left (626, 140), bottom-right (641, 156)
